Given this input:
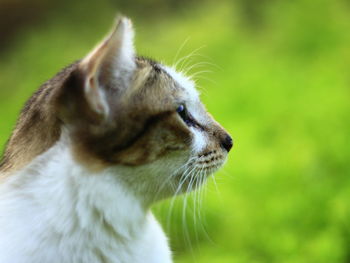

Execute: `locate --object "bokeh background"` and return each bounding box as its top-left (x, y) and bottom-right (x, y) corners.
top-left (1, 0), bottom-right (349, 262)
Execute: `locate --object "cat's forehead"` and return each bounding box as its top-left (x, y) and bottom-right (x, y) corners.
top-left (135, 56), bottom-right (199, 102)
top-left (161, 65), bottom-right (199, 102)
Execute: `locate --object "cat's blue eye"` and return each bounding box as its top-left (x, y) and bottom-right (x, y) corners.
top-left (176, 105), bottom-right (185, 113)
top-left (176, 104), bottom-right (194, 127)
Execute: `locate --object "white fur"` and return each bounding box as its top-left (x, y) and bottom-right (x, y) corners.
top-left (81, 18), bottom-right (136, 117)
top-left (110, 18), bottom-right (137, 87)
top-left (191, 128), bottom-right (207, 153)
top-left (162, 66), bottom-right (208, 154)
top-left (162, 66), bottom-right (199, 102)
top-left (0, 138), bottom-right (172, 263)
top-left (0, 64), bottom-right (215, 263)
top-left (0, 18), bottom-right (219, 263)
top-left (83, 17), bottom-right (136, 78)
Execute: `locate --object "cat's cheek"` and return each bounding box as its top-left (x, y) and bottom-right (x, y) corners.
top-left (112, 132), bottom-right (188, 166)
top-left (190, 128), bottom-right (207, 154)
top-left (111, 124), bottom-right (189, 166)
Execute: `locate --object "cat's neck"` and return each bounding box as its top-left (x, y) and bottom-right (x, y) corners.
top-left (5, 137), bottom-right (147, 240)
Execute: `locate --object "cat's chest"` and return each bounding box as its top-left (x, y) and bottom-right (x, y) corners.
top-left (41, 213), bottom-right (171, 263)
top-left (0, 144), bottom-right (172, 263)
top-left (0, 209), bottom-right (171, 263)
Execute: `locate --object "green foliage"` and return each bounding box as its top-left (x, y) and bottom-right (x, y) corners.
top-left (1, 0), bottom-right (349, 262)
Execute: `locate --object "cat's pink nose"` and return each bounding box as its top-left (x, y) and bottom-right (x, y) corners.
top-left (221, 134), bottom-right (233, 152)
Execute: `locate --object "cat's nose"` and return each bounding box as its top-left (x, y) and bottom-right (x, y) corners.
top-left (220, 134), bottom-right (233, 152)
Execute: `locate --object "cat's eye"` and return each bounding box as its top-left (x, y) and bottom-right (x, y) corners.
top-left (176, 105), bottom-right (185, 113)
top-left (176, 104), bottom-right (193, 126)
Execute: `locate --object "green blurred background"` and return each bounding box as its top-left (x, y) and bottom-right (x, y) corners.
top-left (1, 0), bottom-right (349, 262)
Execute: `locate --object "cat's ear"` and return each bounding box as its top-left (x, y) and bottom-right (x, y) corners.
top-left (78, 16), bottom-right (136, 118)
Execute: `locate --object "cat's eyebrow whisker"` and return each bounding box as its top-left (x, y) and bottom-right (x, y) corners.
top-left (192, 75), bottom-right (217, 86)
top-left (174, 46), bottom-right (204, 70)
top-left (173, 45), bottom-right (206, 71)
top-left (194, 84), bottom-right (209, 99)
top-left (182, 61), bottom-right (217, 76)
top-left (180, 54), bottom-right (216, 75)
top-left (179, 53), bottom-right (221, 78)
top-left (179, 53), bottom-right (211, 74)
top-left (172, 37), bottom-right (191, 66)
top-left (180, 57), bottom-right (197, 76)
top-left (187, 54), bottom-right (223, 71)
top-left (189, 70), bottom-right (213, 79)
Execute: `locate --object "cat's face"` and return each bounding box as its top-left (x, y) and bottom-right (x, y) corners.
top-left (56, 18), bottom-right (232, 201)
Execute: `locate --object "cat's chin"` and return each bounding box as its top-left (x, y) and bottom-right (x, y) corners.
top-left (169, 155), bottom-right (227, 196)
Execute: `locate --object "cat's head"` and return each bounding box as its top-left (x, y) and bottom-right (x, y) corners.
top-left (56, 17), bottom-right (233, 201)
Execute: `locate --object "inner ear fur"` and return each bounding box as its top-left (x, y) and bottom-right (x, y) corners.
top-left (56, 17), bottom-right (136, 123)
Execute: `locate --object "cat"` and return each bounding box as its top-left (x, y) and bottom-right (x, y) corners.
top-left (0, 17), bottom-right (232, 263)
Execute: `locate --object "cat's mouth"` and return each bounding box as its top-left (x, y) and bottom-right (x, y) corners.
top-left (191, 150), bottom-right (226, 173)
top-left (173, 151), bottom-right (226, 194)
top-left (191, 152), bottom-right (226, 177)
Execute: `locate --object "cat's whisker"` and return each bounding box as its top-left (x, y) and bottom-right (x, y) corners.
top-left (194, 84), bottom-right (209, 99)
top-left (154, 156), bottom-right (196, 201)
top-left (165, 161), bottom-right (193, 195)
top-left (0, 15), bottom-right (233, 263)
top-left (189, 54), bottom-right (223, 71)
top-left (174, 46), bottom-right (205, 71)
top-left (189, 70), bottom-right (213, 79)
top-left (177, 53), bottom-right (220, 73)
top-left (166, 163), bottom-right (197, 231)
top-left (172, 37), bottom-right (191, 66)
top-left (196, 168), bottom-right (208, 241)
top-left (181, 167), bottom-right (198, 251)
top-left (174, 46), bottom-right (206, 72)
top-left (182, 59), bottom-right (208, 76)
top-left (199, 174), bottom-right (216, 246)
top-left (193, 169), bottom-right (203, 243)
top-left (218, 166), bottom-right (235, 179)
top-left (211, 174), bottom-right (221, 197)
top-left (198, 167), bottom-right (206, 214)
top-left (192, 75), bottom-right (218, 86)
top-left (199, 168), bottom-right (207, 216)
top-left (182, 61), bottom-right (217, 76)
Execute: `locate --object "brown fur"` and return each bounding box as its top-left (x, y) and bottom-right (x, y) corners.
top-left (62, 58), bottom-right (192, 170)
top-left (0, 62), bottom-right (79, 174)
top-left (0, 20), bottom-right (231, 178)
top-left (0, 57), bottom-right (192, 174)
